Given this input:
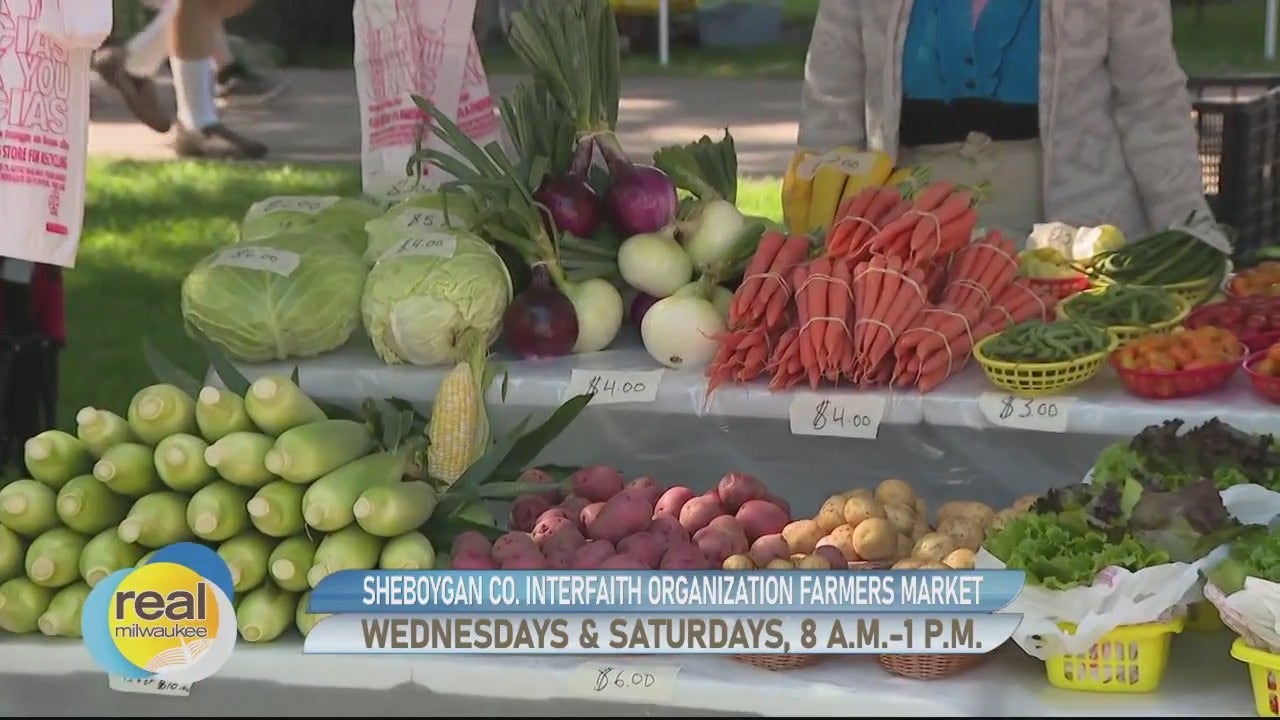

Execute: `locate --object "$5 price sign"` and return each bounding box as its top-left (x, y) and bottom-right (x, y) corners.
top-left (788, 392), bottom-right (887, 440)
top-left (567, 662), bottom-right (680, 702)
top-left (566, 370), bottom-right (664, 405)
top-left (977, 392), bottom-right (1072, 433)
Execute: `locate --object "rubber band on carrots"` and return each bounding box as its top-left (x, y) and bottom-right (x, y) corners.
top-left (853, 317), bottom-right (898, 343)
top-left (981, 240), bottom-right (1019, 271)
top-left (917, 308), bottom-right (976, 379)
top-left (900, 208), bottom-right (944, 258)
top-left (743, 271), bottom-right (790, 297)
top-left (854, 266), bottom-right (927, 303)
top-left (797, 273), bottom-right (854, 301)
top-left (799, 316), bottom-right (852, 339)
top-left (945, 278), bottom-right (992, 307)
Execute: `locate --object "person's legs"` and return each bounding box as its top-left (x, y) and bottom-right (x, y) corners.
top-left (209, 21), bottom-right (289, 104)
top-left (170, 0), bottom-right (267, 159)
top-left (90, 1), bottom-right (175, 133)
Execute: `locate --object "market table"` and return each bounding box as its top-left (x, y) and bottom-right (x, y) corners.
top-left (230, 333), bottom-right (1280, 512)
top-left (0, 632), bottom-right (1256, 716)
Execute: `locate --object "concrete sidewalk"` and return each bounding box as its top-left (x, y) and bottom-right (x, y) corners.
top-left (88, 69), bottom-right (801, 176)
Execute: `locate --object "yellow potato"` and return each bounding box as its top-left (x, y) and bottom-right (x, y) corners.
top-left (797, 554), bottom-right (832, 570)
top-left (842, 495), bottom-right (886, 528)
top-left (893, 558), bottom-right (922, 570)
top-left (882, 501), bottom-right (916, 534)
top-left (911, 520), bottom-right (932, 542)
top-left (815, 496), bottom-right (847, 532)
top-left (1013, 495), bottom-right (1039, 513)
top-left (722, 554), bottom-right (755, 570)
top-left (824, 524), bottom-right (861, 561)
top-left (845, 488), bottom-right (874, 501)
top-left (957, 502), bottom-right (996, 528)
top-left (912, 532), bottom-right (956, 562)
top-left (943, 548), bottom-right (976, 570)
top-left (852, 518), bottom-right (896, 561)
top-left (896, 533), bottom-right (914, 560)
top-left (917, 561), bottom-right (950, 570)
top-left (937, 518), bottom-right (984, 552)
top-left (990, 508), bottom-right (1022, 532)
top-left (782, 520), bottom-right (825, 555)
top-left (875, 478), bottom-right (916, 508)
top-left (914, 497), bottom-right (928, 520)
top-left (766, 558), bottom-right (796, 570)
top-left (935, 501), bottom-right (969, 524)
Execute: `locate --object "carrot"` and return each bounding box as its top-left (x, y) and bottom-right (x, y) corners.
top-left (909, 182), bottom-right (956, 212)
top-left (865, 256), bottom-right (901, 356)
top-left (737, 342), bottom-right (769, 381)
top-left (792, 264), bottom-right (819, 386)
top-left (909, 191), bottom-right (973, 255)
top-left (731, 229), bottom-right (785, 322)
top-left (871, 267), bottom-right (925, 365)
top-left (769, 328), bottom-right (799, 371)
top-left (851, 257), bottom-right (878, 359)
top-left (754, 235), bottom-right (812, 323)
top-left (825, 258), bottom-right (853, 369)
top-left (806, 256), bottom-right (831, 362)
top-left (828, 187), bottom-right (880, 252)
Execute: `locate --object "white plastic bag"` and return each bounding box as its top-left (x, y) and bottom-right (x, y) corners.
top-left (0, 0), bottom-right (110, 268)
top-left (353, 0), bottom-right (502, 202)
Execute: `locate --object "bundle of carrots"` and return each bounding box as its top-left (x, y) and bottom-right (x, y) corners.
top-left (707, 230), bottom-right (813, 394)
top-left (826, 186), bottom-right (911, 260)
top-left (767, 255), bottom-right (856, 390)
top-left (862, 182), bottom-right (978, 268)
top-left (849, 253), bottom-right (928, 385)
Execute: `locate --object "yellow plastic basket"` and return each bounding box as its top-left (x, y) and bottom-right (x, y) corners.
top-left (1056, 288), bottom-right (1191, 344)
top-left (1232, 638), bottom-right (1280, 716)
top-left (1089, 274), bottom-right (1219, 308)
top-left (1185, 599), bottom-right (1227, 633)
top-left (1044, 618), bottom-right (1185, 693)
top-left (972, 330), bottom-right (1118, 397)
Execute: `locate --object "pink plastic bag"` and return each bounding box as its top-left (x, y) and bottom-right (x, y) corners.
top-left (353, 0), bottom-right (502, 201)
top-left (0, 0), bottom-right (110, 268)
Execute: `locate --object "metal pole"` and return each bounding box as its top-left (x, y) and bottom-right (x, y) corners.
top-left (1266, 0), bottom-right (1278, 61)
top-left (659, 0), bottom-right (670, 66)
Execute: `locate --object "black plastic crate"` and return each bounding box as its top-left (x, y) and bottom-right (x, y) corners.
top-left (1187, 76), bottom-right (1280, 259)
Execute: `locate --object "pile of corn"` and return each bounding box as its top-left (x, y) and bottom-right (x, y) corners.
top-left (0, 373), bottom-right (490, 643)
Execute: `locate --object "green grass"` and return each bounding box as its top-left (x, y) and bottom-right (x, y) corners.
top-left (62, 161), bottom-right (781, 430)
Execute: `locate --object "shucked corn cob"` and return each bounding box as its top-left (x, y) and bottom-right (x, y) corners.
top-left (426, 338), bottom-right (490, 485)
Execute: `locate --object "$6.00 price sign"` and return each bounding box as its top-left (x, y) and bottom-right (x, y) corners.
top-left (565, 369), bottom-right (664, 405)
top-left (976, 392), bottom-right (1072, 433)
top-left (788, 392), bottom-right (887, 440)
top-left (565, 662), bottom-right (681, 702)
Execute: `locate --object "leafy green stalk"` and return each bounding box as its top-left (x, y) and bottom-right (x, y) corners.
top-left (500, 82), bottom-right (576, 181)
top-left (653, 130), bottom-right (739, 204)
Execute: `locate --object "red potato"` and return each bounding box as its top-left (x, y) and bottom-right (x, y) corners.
top-left (451, 531), bottom-right (492, 558)
top-left (735, 500), bottom-right (790, 542)
top-left (706, 515), bottom-right (749, 551)
top-left (601, 554), bottom-right (649, 570)
top-left (648, 515), bottom-right (691, 546)
top-left (491, 532), bottom-right (539, 564)
top-left (653, 486), bottom-right (697, 518)
top-left (763, 493), bottom-right (791, 517)
top-left (571, 540), bottom-right (616, 569)
top-left (617, 532), bottom-right (666, 569)
top-left (716, 472), bottom-right (767, 513)
top-left (502, 553), bottom-right (549, 569)
top-left (660, 544), bottom-right (710, 570)
top-left (532, 509), bottom-right (573, 537)
top-left (813, 545), bottom-right (847, 570)
top-left (748, 534), bottom-right (790, 567)
top-left (543, 545), bottom-right (575, 569)
top-left (694, 528), bottom-right (745, 565)
top-left (570, 464), bottom-right (626, 502)
top-left (537, 521), bottom-right (585, 552)
top-left (510, 495), bottom-right (552, 533)
top-left (450, 550), bottom-right (497, 570)
top-left (580, 502), bottom-right (605, 529)
top-left (559, 494), bottom-right (591, 524)
top-left (625, 476), bottom-right (664, 506)
top-left (518, 467), bottom-right (562, 503)
top-left (678, 495), bottom-right (723, 534)
top-left (586, 493), bottom-right (653, 543)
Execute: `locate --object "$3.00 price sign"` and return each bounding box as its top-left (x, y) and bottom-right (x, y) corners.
top-left (788, 392), bottom-right (887, 440)
top-left (565, 369), bottom-right (664, 405)
top-left (976, 392), bottom-right (1072, 433)
top-left (565, 662), bottom-right (681, 702)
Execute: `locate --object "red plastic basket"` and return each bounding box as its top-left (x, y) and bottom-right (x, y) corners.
top-left (1242, 330), bottom-right (1280, 354)
top-left (1028, 274), bottom-right (1090, 302)
top-left (1110, 352), bottom-right (1241, 400)
top-left (1184, 298), bottom-right (1280, 351)
top-left (1244, 349), bottom-right (1280, 404)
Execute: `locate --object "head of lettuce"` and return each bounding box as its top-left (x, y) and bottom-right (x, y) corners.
top-left (181, 233), bottom-right (368, 362)
top-left (361, 227), bottom-right (512, 366)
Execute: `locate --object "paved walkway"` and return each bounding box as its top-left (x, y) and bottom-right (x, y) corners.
top-left (89, 69), bottom-right (802, 176)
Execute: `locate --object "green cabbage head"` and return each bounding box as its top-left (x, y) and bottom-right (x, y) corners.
top-left (181, 232), bottom-right (368, 362)
top-left (361, 228), bottom-right (512, 366)
top-left (240, 195), bottom-right (383, 255)
top-left (363, 190), bottom-right (475, 263)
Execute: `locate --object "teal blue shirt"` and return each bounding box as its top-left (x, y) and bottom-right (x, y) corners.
top-left (902, 0), bottom-right (1041, 105)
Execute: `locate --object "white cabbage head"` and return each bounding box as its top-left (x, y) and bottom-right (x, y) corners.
top-left (363, 191), bottom-right (475, 263)
top-left (240, 195), bottom-right (383, 256)
top-left (181, 232), bottom-right (367, 362)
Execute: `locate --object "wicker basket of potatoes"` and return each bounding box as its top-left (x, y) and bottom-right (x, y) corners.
top-left (877, 494), bottom-right (1036, 681)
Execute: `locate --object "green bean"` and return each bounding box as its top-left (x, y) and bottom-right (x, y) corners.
top-left (984, 320), bottom-right (1110, 364)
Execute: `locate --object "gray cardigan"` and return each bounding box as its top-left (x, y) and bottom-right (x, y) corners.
top-left (798, 0), bottom-right (1215, 241)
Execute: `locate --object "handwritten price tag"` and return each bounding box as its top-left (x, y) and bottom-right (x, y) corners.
top-left (565, 662), bottom-right (680, 703)
top-left (380, 232), bottom-right (457, 260)
top-left (566, 369), bottom-right (664, 405)
top-left (247, 195), bottom-right (339, 218)
top-left (108, 675), bottom-right (191, 697)
top-left (977, 392), bottom-right (1073, 433)
top-left (211, 246), bottom-right (301, 277)
top-left (797, 149), bottom-right (877, 181)
top-left (788, 392), bottom-right (887, 439)
top-left (390, 208), bottom-right (447, 233)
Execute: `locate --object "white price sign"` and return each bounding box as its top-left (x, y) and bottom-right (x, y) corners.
top-left (380, 232), bottom-right (457, 260)
top-left (210, 246), bottom-right (301, 277)
top-left (788, 392), bottom-right (886, 440)
top-left (566, 369), bottom-right (664, 405)
top-left (390, 208), bottom-right (448, 233)
top-left (797, 149), bottom-right (877, 181)
top-left (247, 195), bottom-right (339, 217)
top-left (977, 392), bottom-right (1072, 433)
top-left (565, 662), bottom-right (680, 703)
top-left (108, 675), bottom-right (191, 697)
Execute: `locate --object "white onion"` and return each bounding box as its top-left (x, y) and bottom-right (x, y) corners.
top-left (617, 230), bottom-right (693, 299)
top-left (673, 280), bottom-right (734, 323)
top-left (566, 279), bottom-right (624, 354)
top-left (682, 199), bottom-right (747, 274)
top-left (640, 295), bottom-right (726, 369)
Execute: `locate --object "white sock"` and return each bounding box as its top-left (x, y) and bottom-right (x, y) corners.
top-left (173, 58), bottom-right (219, 130)
top-left (123, 0), bottom-right (177, 78)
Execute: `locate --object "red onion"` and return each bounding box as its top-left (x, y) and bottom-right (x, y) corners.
top-left (502, 266), bottom-right (579, 359)
top-left (605, 163), bottom-right (678, 238)
top-left (534, 176), bottom-right (602, 239)
top-left (630, 292), bottom-right (659, 326)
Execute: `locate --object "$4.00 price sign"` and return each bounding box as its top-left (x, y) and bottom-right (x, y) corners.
top-left (788, 392), bottom-right (887, 440)
top-left (108, 675), bottom-right (192, 697)
top-left (565, 662), bottom-right (681, 703)
top-left (976, 392), bottom-right (1073, 433)
top-left (565, 369), bottom-right (664, 405)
